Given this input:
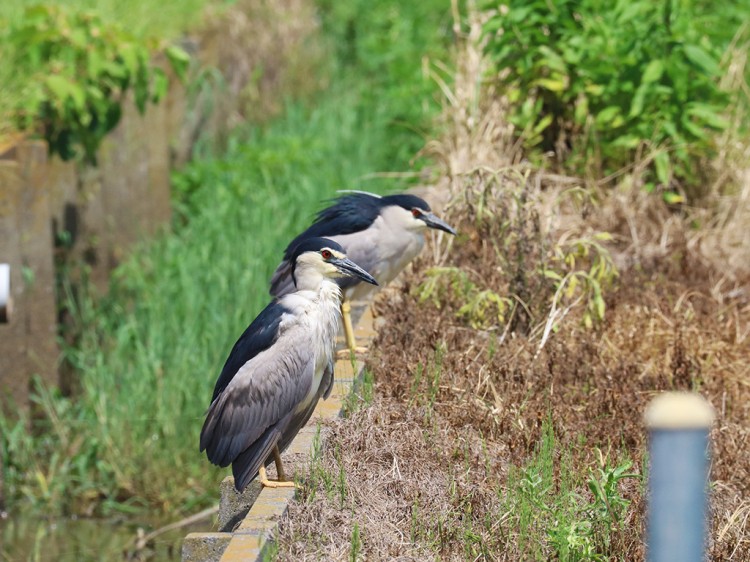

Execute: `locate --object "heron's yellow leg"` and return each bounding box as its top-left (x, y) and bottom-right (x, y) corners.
top-left (337, 299), bottom-right (368, 359)
top-left (258, 446), bottom-right (297, 488)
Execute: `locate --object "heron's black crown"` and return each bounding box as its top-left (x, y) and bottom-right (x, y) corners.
top-left (288, 237), bottom-right (344, 263)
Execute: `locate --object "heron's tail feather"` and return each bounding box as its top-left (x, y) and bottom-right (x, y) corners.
top-left (232, 426), bottom-right (282, 492)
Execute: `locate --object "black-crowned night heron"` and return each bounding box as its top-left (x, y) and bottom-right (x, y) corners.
top-left (269, 192), bottom-right (456, 354)
top-left (200, 237), bottom-right (377, 490)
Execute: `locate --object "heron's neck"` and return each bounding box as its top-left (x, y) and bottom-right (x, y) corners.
top-left (317, 278), bottom-right (342, 304)
top-left (294, 267), bottom-right (342, 301)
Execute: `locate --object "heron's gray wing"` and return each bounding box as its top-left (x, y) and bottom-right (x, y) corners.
top-left (278, 359), bottom-right (334, 455)
top-left (211, 301), bottom-right (288, 402)
top-left (200, 330), bottom-right (315, 472)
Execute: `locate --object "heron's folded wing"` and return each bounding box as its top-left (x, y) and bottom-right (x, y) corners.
top-left (200, 332), bottom-right (315, 468)
top-left (210, 301), bottom-right (290, 402)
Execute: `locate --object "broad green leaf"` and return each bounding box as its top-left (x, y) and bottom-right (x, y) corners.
top-left (686, 104), bottom-right (729, 130)
top-left (45, 75), bottom-right (76, 105)
top-left (663, 191), bottom-right (685, 204)
top-left (595, 106), bottom-right (621, 126)
top-left (683, 45), bottom-right (720, 76)
top-left (611, 135), bottom-right (641, 149)
top-left (681, 117), bottom-right (707, 140)
top-left (642, 59), bottom-right (664, 83)
top-left (628, 84), bottom-right (647, 118)
top-left (538, 46), bottom-right (567, 73)
top-left (585, 84), bottom-right (604, 96)
top-left (653, 151), bottom-right (671, 185)
top-left (531, 114), bottom-right (553, 135)
top-left (151, 68), bottom-right (168, 102)
top-left (68, 82), bottom-right (86, 112)
top-left (533, 77), bottom-right (566, 92)
top-left (507, 6), bottom-right (532, 23)
top-left (584, 312), bottom-right (593, 330)
top-left (165, 45), bottom-right (190, 82)
top-left (119, 43), bottom-right (140, 76)
top-left (594, 292), bottom-right (605, 320)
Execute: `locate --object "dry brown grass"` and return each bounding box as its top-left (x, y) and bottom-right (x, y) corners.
top-left (276, 173), bottom-right (749, 560)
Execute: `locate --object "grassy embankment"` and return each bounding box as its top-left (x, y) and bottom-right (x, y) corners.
top-left (277, 2), bottom-right (750, 560)
top-left (0, 0), bottom-right (451, 520)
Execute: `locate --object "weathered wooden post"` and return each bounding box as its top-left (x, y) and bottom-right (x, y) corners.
top-left (645, 392), bottom-right (715, 562)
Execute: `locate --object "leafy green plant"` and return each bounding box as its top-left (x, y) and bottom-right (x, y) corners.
top-left (416, 266), bottom-right (513, 329)
top-left (587, 459), bottom-right (640, 530)
top-left (343, 368), bottom-right (375, 415)
top-left (9, 4), bottom-right (188, 163)
top-left (483, 0), bottom-right (741, 197)
top-left (544, 232), bottom-right (619, 329)
top-left (506, 420), bottom-right (640, 560)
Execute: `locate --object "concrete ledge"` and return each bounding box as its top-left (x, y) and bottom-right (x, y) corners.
top-left (182, 533), bottom-right (232, 562)
top-left (182, 303), bottom-right (374, 562)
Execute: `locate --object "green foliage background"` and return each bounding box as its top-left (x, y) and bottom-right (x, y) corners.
top-left (0, 0), bottom-right (452, 519)
top-left (0, 0), bottom-right (204, 139)
top-left (483, 0), bottom-right (749, 198)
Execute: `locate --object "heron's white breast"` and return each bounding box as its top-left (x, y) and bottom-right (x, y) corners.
top-left (288, 281), bottom-right (341, 413)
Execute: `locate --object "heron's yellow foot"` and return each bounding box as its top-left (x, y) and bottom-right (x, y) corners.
top-left (258, 466), bottom-right (297, 488)
top-left (336, 346), bottom-right (369, 360)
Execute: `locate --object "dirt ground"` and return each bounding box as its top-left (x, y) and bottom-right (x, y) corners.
top-left (276, 174), bottom-right (750, 561)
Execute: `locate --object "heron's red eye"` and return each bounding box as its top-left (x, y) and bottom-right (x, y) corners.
top-left (321, 249), bottom-right (332, 260)
top-left (411, 208), bottom-right (421, 217)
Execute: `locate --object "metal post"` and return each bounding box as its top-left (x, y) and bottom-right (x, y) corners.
top-left (0, 263), bottom-right (10, 323)
top-left (645, 392), bottom-right (715, 562)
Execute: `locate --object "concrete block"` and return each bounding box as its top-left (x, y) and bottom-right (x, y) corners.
top-left (182, 532), bottom-right (231, 562)
top-left (219, 534), bottom-right (264, 562)
top-left (218, 476), bottom-right (262, 532)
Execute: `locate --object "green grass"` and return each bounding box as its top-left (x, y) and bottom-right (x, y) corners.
top-left (0, 0), bottom-right (208, 36)
top-left (1, 92), bottom-right (406, 516)
top-left (501, 420), bottom-right (640, 561)
top-left (0, 0), bottom-right (453, 517)
top-left (482, 0), bottom-right (749, 198)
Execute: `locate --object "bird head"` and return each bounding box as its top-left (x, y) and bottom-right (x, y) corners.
top-left (382, 194), bottom-right (457, 235)
top-left (290, 237), bottom-right (378, 290)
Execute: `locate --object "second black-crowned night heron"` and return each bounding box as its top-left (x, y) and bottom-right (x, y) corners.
top-left (269, 192), bottom-right (456, 354)
top-left (200, 237), bottom-right (377, 490)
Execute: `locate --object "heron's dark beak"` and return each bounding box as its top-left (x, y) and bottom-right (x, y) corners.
top-left (332, 257), bottom-right (379, 286)
top-left (420, 213), bottom-right (457, 235)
